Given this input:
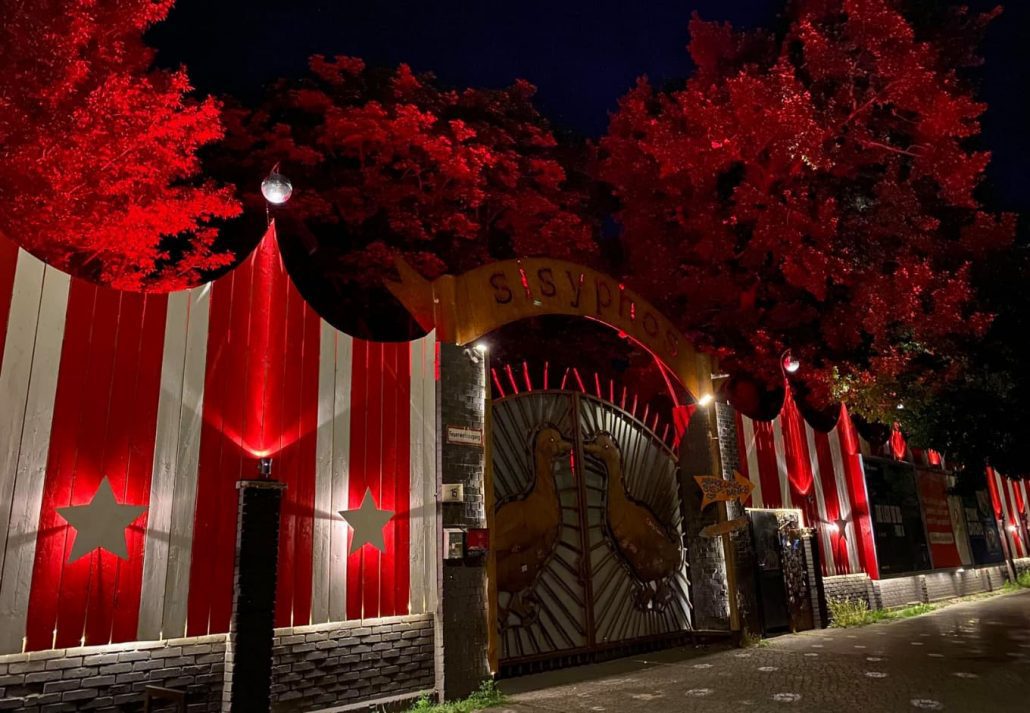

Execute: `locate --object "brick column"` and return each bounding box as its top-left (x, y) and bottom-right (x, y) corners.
top-left (678, 406), bottom-right (731, 631)
top-left (437, 343), bottom-right (490, 700)
top-left (714, 402), bottom-right (761, 638)
top-left (223, 479), bottom-right (286, 713)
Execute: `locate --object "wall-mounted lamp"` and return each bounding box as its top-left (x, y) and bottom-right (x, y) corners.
top-left (697, 394), bottom-right (714, 407)
top-left (464, 342), bottom-right (488, 364)
top-left (259, 457), bottom-right (273, 479)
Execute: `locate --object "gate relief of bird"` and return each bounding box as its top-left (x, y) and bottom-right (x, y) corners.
top-left (494, 424), bottom-right (572, 627)
top-left (583, 431), bottom-right (683, 612)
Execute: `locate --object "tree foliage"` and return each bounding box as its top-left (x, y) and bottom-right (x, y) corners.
top-left (898, 238), bottom-right (1030, 477)
top-left (214, 56), bottom-right (596, 338)
top-left (0, 0), bottom-right (239, 291)
top-left (599, 0), bottom-right (1014, 411)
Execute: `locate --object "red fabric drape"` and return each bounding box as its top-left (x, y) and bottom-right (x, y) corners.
top-left (889, 422), bottom-right (907, 461)
top-left (672, 404), bottom-right (696, 451)
top-left (781, 387), bottom-right (813, 497)
top-left (839, 404), bottom-right (880, 579)
top-left (986, 466), bottom-right (1003, 518)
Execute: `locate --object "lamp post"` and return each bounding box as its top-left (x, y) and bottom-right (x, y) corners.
top-left (780, 348), bottom-right (800, 378)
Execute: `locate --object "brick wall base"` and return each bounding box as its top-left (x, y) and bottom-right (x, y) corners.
top-left (271, 615), bottom-right (434, 712)
top-left (822, 564), bottom-right (1010, 623)
top-left (0, 635), bottom-right (226, 713)
top-left (0, 615), bottom-right (435, 713)
top-left (1014, 557), bottom-right (1030, 577)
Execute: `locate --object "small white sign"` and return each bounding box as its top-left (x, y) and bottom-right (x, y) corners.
top-left (447, 425), bottom-right (483, 447)
top-left (444, 529), bottom-right (465, 560)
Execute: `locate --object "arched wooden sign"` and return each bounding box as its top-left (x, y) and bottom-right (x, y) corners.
top-left (386, 257), bottom-right (712, 400)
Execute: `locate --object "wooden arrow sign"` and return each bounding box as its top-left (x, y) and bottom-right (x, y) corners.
top-left (694, 471), bottom-right (755, 510)
top-left (700, 516), bottom-right (749, 538)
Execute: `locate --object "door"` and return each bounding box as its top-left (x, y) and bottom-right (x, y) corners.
top-left (490, 391), bottom-right (692, 670)
top-left (750, 509), bottom-right (815, 634)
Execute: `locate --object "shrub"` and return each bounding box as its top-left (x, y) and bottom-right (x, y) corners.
top-left (827, 596), bottom-right (872, 628)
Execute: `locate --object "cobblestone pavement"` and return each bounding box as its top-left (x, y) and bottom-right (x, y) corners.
top-left (485, 590), bottom-right (1030, 713)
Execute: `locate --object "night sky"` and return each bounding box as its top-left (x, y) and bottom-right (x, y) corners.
top-left (151, 0), bottom-right (1030, 213)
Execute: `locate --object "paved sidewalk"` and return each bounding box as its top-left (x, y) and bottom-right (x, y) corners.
top-left (486, 590), bottom-right (1030, 712)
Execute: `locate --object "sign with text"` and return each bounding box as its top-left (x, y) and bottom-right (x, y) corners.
top-left (700, 517), bottom-right (749, 538)
top-left (386, 256), bottom-right (708, 399)
top-left (446, 425), bottom-right (483, 447)
top-left (915, 469), bottom-right (962, 569)
top-left (864, 457), bottom-right (931, 575)
top-left (963, 490), bottom-right (1005, 565)
top-left (694, 471), bottom-right (755, 510)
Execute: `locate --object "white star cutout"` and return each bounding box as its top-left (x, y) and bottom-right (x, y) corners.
top-left (57, 477), bottom-right (148, 563)
top-left (339, 487), bottom-right (394, 554)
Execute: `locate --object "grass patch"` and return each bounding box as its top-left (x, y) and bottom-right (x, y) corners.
top-left (406, 680), bottom-right (506, 713)
top-left (827, 597), bottom-right (872, 627)
top-left (1003, 571), bottom-right (1030, 591)
top-left (740, 628), bottom-right (769, 648)
top-left (828, 597), bottom-right (935, 628)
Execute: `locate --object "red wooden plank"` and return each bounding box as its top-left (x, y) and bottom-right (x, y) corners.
top-left (209, 256), bottom-right (256, 635)
top-left (84, 292), bottom-right (143, 646)
top-left (361, 343), bottom-right (384, 619)
top-left (111, 293), bottom-right (167, 643)
top-left (25, 281), bottom-right (98, 650)
top-left (54, 285), bottom-right (121, 648)
top-left (379, 344), bottom-right (399, 617)
top-left (346, 340), bottom-right (370, 620)
top-left (188, 269), bottom-right (237, 636)
top-left (274, 282), bottom-right (301, 628)
top-left (393, 343), bottom-right (411, 616)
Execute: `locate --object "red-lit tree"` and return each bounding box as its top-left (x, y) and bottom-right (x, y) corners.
top-left (599, 0), bottom-right (1015, 413)
top-left (0, 0), bottom-right (239, 291)
top-left (215, 56), bottom-right (596, 338)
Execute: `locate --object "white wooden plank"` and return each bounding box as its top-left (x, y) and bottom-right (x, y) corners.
top-left (311, 319), bottom-right (338, 624)
top-left (0, 264), bottom-right (70, 653)
top-left (0, 250), bottom-right (46, 586)
top-left (327, 331), bottom-right (352, 622)
top-left (805, 425), bottom-right (835, 576)
top-left (771, 415), bottom-right (791, 508)
top-left (828, 427), bottom-right (861, 573)
top-left (741, 416), bottom-right (763, 508)
top-left (408, 334), bottom-right (428, 614)
top-left (137, 289), bottom-right (190, 640)
top-left (422, 332), bottom-right (438, 614)
top-left (160, 284), bottom-right (210, 638)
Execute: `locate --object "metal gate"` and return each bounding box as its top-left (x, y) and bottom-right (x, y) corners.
top-left (490, 391), bottom-right (692, 671)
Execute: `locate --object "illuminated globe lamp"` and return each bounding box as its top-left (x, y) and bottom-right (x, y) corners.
top-left (261, 164), bottom-right (293, 205)
top-left (781, 349), bottom-right (801, 376)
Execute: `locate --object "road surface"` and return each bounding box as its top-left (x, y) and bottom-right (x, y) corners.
top-left (486, 589), bottom-right (1030, 712)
